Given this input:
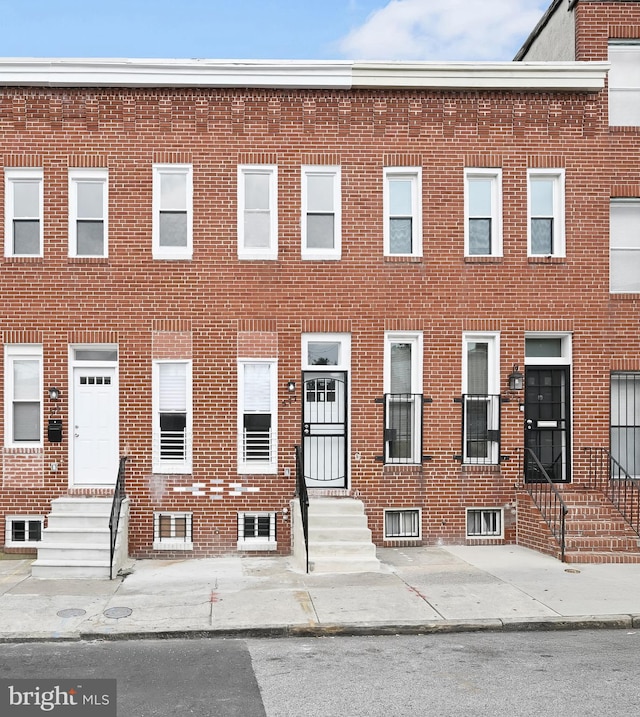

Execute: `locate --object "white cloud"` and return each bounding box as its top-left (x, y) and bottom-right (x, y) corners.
top-left (337, 0), bottom-right (550, 61)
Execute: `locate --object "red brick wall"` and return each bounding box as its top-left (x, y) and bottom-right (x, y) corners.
top-left (0, 19), bottom-right (638, 556)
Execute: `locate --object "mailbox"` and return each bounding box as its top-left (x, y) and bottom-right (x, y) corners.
top-left (47, 419), bottom-right (63, 443)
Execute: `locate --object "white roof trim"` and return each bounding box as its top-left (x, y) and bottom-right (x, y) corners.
top-left (0, 58), bottom-right (608, 92)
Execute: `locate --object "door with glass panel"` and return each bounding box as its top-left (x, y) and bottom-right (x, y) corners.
top-left (524, 367), bottom-right (570, 483)
top-left (303, 371), bottom-right (347, 488)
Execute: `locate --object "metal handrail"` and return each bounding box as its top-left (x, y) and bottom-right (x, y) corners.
top-left (109, 455), bottom-right (128, 580)
top-left (520, 447), bottom-right (568, 561)
top-left (584, 447), bottom-right (640, 536)
top-left (294, 445), bottom-right (309, 573)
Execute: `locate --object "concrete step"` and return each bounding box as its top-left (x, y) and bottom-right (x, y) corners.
top-left (46, 514), bottom-right (110, 530)
top-left (35, 544), bottom-right (111, 562)
top-left (308, 526), bottom-right (373, 542)
top-left (308, 540), bottom-right (378, 557)
top-left (48, 497), bottom-right (112, 515)
top-left (308, 498), bottom-right (366, 516)
top-left (39, 528), bottom-right (111, 545)
top-left (31, 559), bottom-right (111, 579)
top-left (308, 556), bottom-right (382, 574)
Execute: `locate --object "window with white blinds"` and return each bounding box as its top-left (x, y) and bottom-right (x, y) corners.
top-left (238, 360), bottom-right (277, 473)
top-left (153, 360), bottom-right (191, 473)
top-left (609, 44), bottom-right (640, 126)
top-left (4, 345), bottom-right (42, 447)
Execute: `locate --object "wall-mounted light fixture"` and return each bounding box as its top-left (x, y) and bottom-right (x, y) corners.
top-left (507, 365), bottom-right (524, 392)
top-left (283, 380), bottom-right (297, 406)
top-left (287, 380), bottom-right (296, 393)
top-left (48, 386), bottom-right (60, 401)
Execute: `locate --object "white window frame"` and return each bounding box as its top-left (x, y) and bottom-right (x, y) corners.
top-left (237, 511), bottom-right (277, 551)
top-left (464, 168), bottom-right (502, 257)
top-left (383, 508), bottom-right (422, 540)
top-left (153, 511), bottom-right (193, 551)
top-left (524, 332), bottom-right (572, 366)
top-left (152, 163), bottom-right (193, 260)
top-left (4, 168), bottom-right (44, 258)
top-left (610, 199), bottom-right (640, 294)
top-left (5, 515), bottom-right (44, 548)
top-left (608, 42), bottom-right (640, 127)
top-left (527, 169), bottom-right (565, 258)
top-left (238, 165), bottom-right (278, 260)
top-left (466, 508), bottom-right (504, 538)
top-left (462, 333), bottom-right (500, 465)
top-left (68, 168), bottom-right (108, 258)
top-left (4, 344), bottom-right (43, 448)
top-left (302, 333), bottom-right (351, 371)
top-left (383, 167), bottom-right (422, 257)
top-left (237, 359), bottom-right (278, 474)
top-left (301, 165), bottom-right (341, 260)
top-left (384, 332), bottom-right (423, 464)
top-left (152, 360), bottom-right (192, 474)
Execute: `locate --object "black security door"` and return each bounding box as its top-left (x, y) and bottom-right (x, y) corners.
top-left (524, 367), bottom-right (570, 483)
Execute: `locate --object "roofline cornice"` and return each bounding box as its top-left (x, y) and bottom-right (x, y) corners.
top-left (0, 58), bottom-right (609, 92)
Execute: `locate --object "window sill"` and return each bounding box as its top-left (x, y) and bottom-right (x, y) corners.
top-left (3, 256), bottom-right (44, 264)
top-left (152, 465), bottom-right (193, 475)
top-left (527, 256), bottom-right (566, 264)
top-left (153, 541), bottom-right (193, 551)
top-left (464, 256), bottom-right (503, 264)
top-left (383, 255), bottom-right (423, 264)
top-left (610, 292), bottom-right (640, 300)
top-left (67, 257), bottom-right (109, 265)
top-left (237, 464), bottom-right (277, 475)
top-left (461, 463), bottom-right (501, 473)
top-left (237, 540), bottom-right (277, 552)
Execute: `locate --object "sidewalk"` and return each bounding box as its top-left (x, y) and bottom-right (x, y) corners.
top-left (1, 545), bottom-right (640, 642)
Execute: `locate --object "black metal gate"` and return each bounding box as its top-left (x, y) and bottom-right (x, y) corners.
top-left (302, 371), bottom-right (347, 488)
top-left (524, 366), bottom-right (570, 483)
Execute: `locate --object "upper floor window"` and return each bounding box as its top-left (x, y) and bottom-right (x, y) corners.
top-left (238, 165), bottom-right (278, 260)
top-left (609, 43), bottom-right (640, 126)
top-left (4, 169), bottom-right (43, 257)
top-left (301, 166), bottom-right (341, 260)
top-left (383, 332), bottom-right (423, 464)
top-left (238, 360), bottom-right (277, 474)
top-left (610, 199), bottom-right (640, 293)
top-left (153, 164), bottom-right (193, 260)
top-left (527, 170), bottom-right (565, 257)
top-left (69, 169), bottom-right (108, 258)
top-left (4, 345), bottom-right (42, 448)
top-left (152, 360), bottom-right (192, 474)
top-left (464, 169), bottom-right (502, 257)
top-left (462, 333), bottom-right (500, 465)
top-left (383, 167), bottom-right (422, 257)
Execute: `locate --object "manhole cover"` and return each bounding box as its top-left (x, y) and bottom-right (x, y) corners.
top-left (103, 607), bottom-right (132, 619)
top-left (56, 608), bottom-right (86, 618)
top-left (564, 568), bottom-right (581, 574)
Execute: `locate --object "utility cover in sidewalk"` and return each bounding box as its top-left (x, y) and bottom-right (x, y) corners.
top-left (103, 607), bottom-right (132, 619)
top-left (56, 608), bottom-right (86, 618)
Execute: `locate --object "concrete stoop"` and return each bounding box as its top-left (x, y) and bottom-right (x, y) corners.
top-left (31, 496), bottom-right (129, 579)
top-left (304, 497), bottom-right (381, 574)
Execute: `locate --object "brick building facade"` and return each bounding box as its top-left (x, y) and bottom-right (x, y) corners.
top-left (2, 0), bottom-right (640, 575)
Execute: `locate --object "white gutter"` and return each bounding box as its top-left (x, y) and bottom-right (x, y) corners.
top-left (0, 58), bottom-right (608, 92)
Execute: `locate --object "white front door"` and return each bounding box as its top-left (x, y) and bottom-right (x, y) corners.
top-left (72, 367), bottom-right (118, 486)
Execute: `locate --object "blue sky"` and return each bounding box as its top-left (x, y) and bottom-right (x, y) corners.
top-left (1, 0), bottom-right (550, 61)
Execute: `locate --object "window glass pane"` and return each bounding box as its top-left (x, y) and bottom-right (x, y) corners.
top-left (160, 414), bottom-right (186, 459)
top-left (389, 178), bottom-right (412, 215)
top-left (13, 221), bottom-right (40, 255)
top-left (159, 363), bottom-right (187, 411)
top-left (243, 363), bottom-right (271, 412)
top-left (14, 402), bottom-right (39, 441)
top-left (307, 174), bottom-right (333, 212)
top-left (531, 178), bottom-right (553, 215)
top-left (76, 182), bottom-right (103, 219)
top-left (531, 218), bottom-right (553, 255)
top-left (159, 212), bottom-right (187, 247)
top-left (468, 177), bottom-right (492, 216)
top-left (469, 219), bottom-right (491, 255)
top-left (244, 173), bottom-right (269, 210)
top-left (307, 341), bottom-right (339, 366)
top-left (244, 212), bottom-right (270, 247)
top-left (467, 342), bottom-right (488, 394)
top-left (28, 520), bottom-right (42, 541)
top-left (12, 521), bottom-right (26, 542)
top-left (13, 181), bottom-right (39, 216)
top-left (389, 218), bottom-right (412, 254)
top-left (525, 338), bottom-right (562, 357)
top-left (390, 343), bottom-right (412, 394)
top-left (159, 514), bottom-right (172, 538)
top-left (76, 221), bottom-right (104, 255)
top-left (611, 251), bottom-right (640, 292)
top-left (610, 202), bottom-right (640, 248)
top-left (14, 360), bottom-right (39, 400)
top-left (160, 173), bottom-right (186, 210)
top-left (74, 349), bottom-right (117, 361)
top-left (307, 214), bottom-right (334, 249)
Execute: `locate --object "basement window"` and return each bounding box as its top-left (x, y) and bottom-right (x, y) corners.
top-left (384, 508), bottom-right (421, 540)
top-left (466, 508), bottom-right (503, 538)
top-left (5, 516), bottom-right (43, 548)
top-left (153, 512), bottom-right (193, 551)
top-left (237, 512), bottom-right (277, 551)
